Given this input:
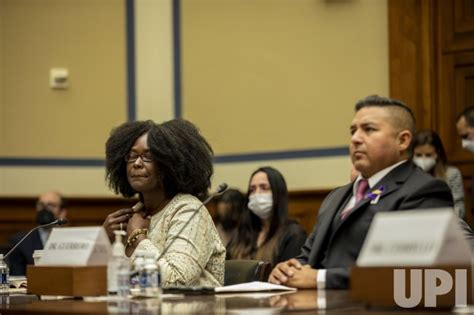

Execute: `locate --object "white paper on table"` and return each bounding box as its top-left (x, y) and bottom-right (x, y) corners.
top-left (215, 291), bottom-right (294, 299)
top-left (214, 281), bottom-right (297, 293)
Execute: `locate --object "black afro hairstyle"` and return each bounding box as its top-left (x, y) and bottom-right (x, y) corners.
top-left (105, 119), bottom-right (214, 200)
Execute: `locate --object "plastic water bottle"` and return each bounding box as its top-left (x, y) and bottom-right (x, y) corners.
top-left (144, 253), bottom-right (161, 297)
top-left (117, 259), bottom-right (130, 298)
top-left (107, 230), bottom-right (129, 297)
top-left (0, 254), bottom-right (9, 294)
top-left (130, 250), bottom-right (147, 296)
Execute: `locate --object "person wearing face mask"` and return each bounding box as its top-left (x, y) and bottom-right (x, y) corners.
top-left (213, 189), bottom-right (245, 247)
top-left (226, 167), bottom-right (306, 266)
top-left (456, 106), bottom-right (474, 153)
top-left (7, 191), bottom-right (68, 275)
top-left (412, 130), bottom-right (465, 218)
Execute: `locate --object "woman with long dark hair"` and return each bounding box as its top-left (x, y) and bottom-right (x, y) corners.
top-left (412, 129), bottom-right (465, 218)
top-left (226, 167), bottom-right (306, 266)
top-left (214, 189), bottom-right (245, 246)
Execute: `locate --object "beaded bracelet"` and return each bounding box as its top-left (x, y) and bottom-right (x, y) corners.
top-left (126, 228), bottom-right (148, 247)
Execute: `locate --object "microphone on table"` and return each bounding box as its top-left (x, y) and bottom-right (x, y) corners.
top-left (156, 183), bottom-right (228, 261)
top-left (4, 218), bottom-right (68, 260)
top-left (130, 184), bottom-right (228, 216)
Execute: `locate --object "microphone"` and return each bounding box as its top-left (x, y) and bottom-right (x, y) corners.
top-left (131, 201), bottom-right (144, 213)
top-left (202, 183), bottom-right (228, 204)
top-left (54, 218), bottom-right (68, 226)
top-left (131, 184), bottom-right (227, 215)
top-left (4, 218), bottom-right (68, 260)
top-left (155, 183), bottom-right (228, 261)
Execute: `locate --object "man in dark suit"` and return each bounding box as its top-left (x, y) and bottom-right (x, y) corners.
top-left (269, 95), bottom-right (473, 289)
top-left (7, 191), bottom-right (67, 276)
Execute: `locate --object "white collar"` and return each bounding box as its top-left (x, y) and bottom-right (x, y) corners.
top-left (354, 160), bottom-right (407, 191)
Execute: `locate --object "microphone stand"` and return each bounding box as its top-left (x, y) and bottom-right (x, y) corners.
top-left (4, 218), bottom-right (68, 260)
top-left (128, 184), bottom-right (228, 281)
top-left (156, 183), bottom-right (228, 261)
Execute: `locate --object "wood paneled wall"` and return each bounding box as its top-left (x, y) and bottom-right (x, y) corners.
top-left (0, 197), bottom-right (136, 249)
top-left (4, 0), bottom-right (474, 250)
top-left (389, 0), bottom-right (474, 224)
top-left (0, 189), bottom-right (330, 249)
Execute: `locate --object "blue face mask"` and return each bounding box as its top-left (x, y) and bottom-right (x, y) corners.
top-left (248, 194), bottom-right (273, 220)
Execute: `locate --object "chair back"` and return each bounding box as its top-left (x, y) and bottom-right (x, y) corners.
top-left (224, 259), bottom-right (272, 286)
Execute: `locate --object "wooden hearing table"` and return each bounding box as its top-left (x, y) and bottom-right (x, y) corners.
top-left (0, 289), bottom-right (469, 314)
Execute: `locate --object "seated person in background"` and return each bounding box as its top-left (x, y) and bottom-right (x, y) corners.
top-left (269, 95), bottom-right (474, 289)
top-left (213, 188), bottom-right (245, 247)
top-left (103, 119), bottom-right (225, 287)
top-left (412, 129), bottom-right (465, 218)
top-left (456, 106), bottom-right (474, 153)
top-left (7, 191), bottom-right (67, 275)
top-left (226, 167), bottom-right (307, 266)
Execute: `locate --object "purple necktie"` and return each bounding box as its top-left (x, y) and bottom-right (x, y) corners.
top-left (341, 179), bottom-right (369, 220)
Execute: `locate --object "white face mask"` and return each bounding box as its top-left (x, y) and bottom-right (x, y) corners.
top-left (413, 157), bottom-right (436, 172)
top-left (248, 194), bottom-right (273, 220)
top-left (462, 139), bottom-right (474, 153)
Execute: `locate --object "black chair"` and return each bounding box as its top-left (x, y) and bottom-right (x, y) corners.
top-left (224, 259), bottom-right (272, 286)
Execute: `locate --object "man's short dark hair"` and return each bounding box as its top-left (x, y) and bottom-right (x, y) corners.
top-left (355, 95), bottom-right (416, 135)
top-left (456, 106), bottom-right (474, 127)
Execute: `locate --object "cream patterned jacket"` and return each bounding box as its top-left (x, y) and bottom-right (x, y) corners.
top-left (133, 194), bottom-right (225, 287)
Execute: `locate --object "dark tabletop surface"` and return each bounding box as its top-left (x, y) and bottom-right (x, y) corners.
top-left (0, 289), bottom-right (470, 314)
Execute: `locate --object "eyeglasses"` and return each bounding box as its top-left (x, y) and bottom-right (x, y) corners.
top-left (125, 152), bottom-right (154, 163)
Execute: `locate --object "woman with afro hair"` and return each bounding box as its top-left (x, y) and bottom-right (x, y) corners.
top-left (103, 119), bottom-right (225, 287)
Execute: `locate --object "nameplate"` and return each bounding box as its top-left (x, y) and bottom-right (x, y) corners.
top-left (357, 209), bottom-right (472, 266)
top-left (38, 227), bottom-right (111, 266)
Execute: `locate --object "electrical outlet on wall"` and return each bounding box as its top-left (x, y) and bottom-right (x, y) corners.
top-left (50, 68), bottom-right (69, 89)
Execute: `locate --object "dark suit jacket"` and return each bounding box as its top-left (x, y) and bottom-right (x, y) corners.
top-left (7, 229), bottom-right (43, 276)
top-left (274, 221), bottom-right (307, 266)
top-left (297, 161), bottom-right (473, 289)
